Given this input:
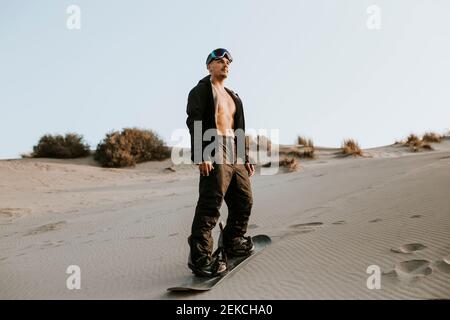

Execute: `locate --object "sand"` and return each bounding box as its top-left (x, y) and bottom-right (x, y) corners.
top-left (1, 139), bottom-right (450, 299)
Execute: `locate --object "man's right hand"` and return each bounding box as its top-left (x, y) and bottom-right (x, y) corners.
top-left (198, 161), bottom-right (214, 176)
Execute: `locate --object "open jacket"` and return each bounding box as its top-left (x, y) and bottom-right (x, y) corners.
top-left (186, 75), bottom-right (249, 164)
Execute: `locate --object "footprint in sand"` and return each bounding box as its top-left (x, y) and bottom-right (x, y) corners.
top-left (278, 229), bottom-right (315, 239)
top-left (25, 221), bottom-right (66, 236)
top-left (369, 218), bottom-right (382, 223)
top-left (128, 235), bottom-right (155, 240)
top-left (443, 255), bottom-right (450, 264)
top-left (279, 222), bottom-right (323, 238)
top-left (395, 259), bottom-right (432, 277)
top-left (410, 215), bottom-right (422, 219)
top-left (391, 243), bottom-right (427, 254)
top-left (248, 224), bottom-right (258, 230)
top-left (332, 220), bottom-right (346, 225)
top-left (165, 193), bottom-right (178, 197)
top-left (0, 207), bottom-right (31, 219)
top-left (290, 222), bottom-right (323, 228)
top-left (313, 173), bottom-right (325, 178)
top-left (433, 255), bottom-right (450, 275)
top-left (382, 269), bottom-right (400, 282)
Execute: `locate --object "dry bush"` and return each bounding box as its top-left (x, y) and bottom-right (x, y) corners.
top-left (94, 128), bottom-right (170, 168)
top-left (262, 157), bottom-right (299, 172)
top-left (422, 132), bottom-right (442, 143)
top-left (279, 157), bottom-right (299, 172)
top-left (421, 143), bottom-right (433, 150)
top-left (409, 139), bottom-right (433, 152)
top-left (406, 134), bottom-right (420, 145)
top-left (297, 136), bottom-right (307, 145)
top-left (246, 135), bottom-right (273, 163)
top-left (286, 150), bottom-right (302, 158)
top-left (295, 136), bottom-right (315, 158)
top-left (341, 139), bottom-right (362, 156)
top-left (303, 139), bottom-right (314, 158)
top-left (246, 135), bottom-right (269, 151)
top-left (254, 135), bottom-right (272, 153)
top-left (288, 147), bottom-right (315, 159)
top-left (297, 136), bottom-right (314, 146)
top-left (32, 133), bottom-right (91, 158)
top-left (403, 133), bottom-right (434, 152)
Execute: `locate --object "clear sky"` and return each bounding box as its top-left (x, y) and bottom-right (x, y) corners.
top-left (1, 0), bottom-right (449, 159)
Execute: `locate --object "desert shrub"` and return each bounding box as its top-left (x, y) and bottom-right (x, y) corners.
top-left (297, 136), bottom-right (313, 146)
top-left (297, 136), bottom-right (307, 146)
top-left (94, 128), bottom-right (170, 168)
top-left (341, 139), bottom-right (362, 156)
top-left (406, 134), bottom-right (420, 145)
top-left (422, 132), bottom-right (442, 143)
top-left (256, 135), bottom-right (272, 153)
top-left (302, 147), bottom-right (315, 158)
top-left (288, 148), bottom-right (315, 159)
top-left (263, 157), bottom-right (299, 172)
top-left (279, 157), bottom-right (299, 172)
top-left (409, 139), bottom-right (433, 152)
top-left (402, 133), bottom-right (435, 152)
top-left (421, 143), bottom-right (433, 150)
top-left (245, 135), bottom-right (275, 152)
top-left (295, 136), bottom-right (315, 158)
top-left (32, 133), bottom-right (90, 158)
top-left (245, 135), bottom-right (273, 163)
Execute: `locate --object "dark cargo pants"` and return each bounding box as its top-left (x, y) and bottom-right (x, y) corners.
top-left (189, 136), bottom-right (253, 263)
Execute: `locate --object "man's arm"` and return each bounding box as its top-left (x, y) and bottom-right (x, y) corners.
top-left (234, 92), bottom-right (254, 176)
top-left (235, 92), bottom-right (250, 164)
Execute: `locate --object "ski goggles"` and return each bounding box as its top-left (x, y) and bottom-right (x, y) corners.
top-left (206, 48), bottom-right (233, 65)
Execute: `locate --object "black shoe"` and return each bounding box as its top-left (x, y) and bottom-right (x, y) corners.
top-left (188, 253), bottom-right (227, 277)
top-left (225, 236), bottom-right (255, 257)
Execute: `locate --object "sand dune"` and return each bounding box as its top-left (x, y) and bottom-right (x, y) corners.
top-left (1, 140), bottom-right (449, 299)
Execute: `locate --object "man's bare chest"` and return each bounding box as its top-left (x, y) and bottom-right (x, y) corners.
top-left (214, 91), bottom-right (236, 116)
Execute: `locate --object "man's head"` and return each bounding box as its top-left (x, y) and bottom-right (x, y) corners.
top-left (206, 48), bottom-right (232, 79)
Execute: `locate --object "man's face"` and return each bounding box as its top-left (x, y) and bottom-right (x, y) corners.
top-left (207, 57), bottom-right (230, 79)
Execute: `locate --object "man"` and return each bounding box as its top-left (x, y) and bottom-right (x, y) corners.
top-left (186, 48), bottom-right (255, 277)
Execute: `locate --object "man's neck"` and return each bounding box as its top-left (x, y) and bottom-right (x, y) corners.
top-left (210, 75), bottom-right (226, 90)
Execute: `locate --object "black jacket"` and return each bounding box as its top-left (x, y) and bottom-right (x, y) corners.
top-left (186, 75), bottom-right (248, 164)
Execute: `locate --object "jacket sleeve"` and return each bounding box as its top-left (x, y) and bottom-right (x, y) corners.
top-left (241, 100), bottom-right (250, 164)
top-left (186, 87), bottom-right (205, 163)
top-left (234, 92), bottom-right (250, 164)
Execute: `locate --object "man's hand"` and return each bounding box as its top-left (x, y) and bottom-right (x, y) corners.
top-left (245, 162), bottom-right (255, 177)
top-left (198, 161), bottom-right (214, 176)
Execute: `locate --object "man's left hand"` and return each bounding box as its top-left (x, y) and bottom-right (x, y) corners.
top-left (245, 163), bottom-right (255, 177)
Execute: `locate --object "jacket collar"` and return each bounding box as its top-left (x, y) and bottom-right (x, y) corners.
top-left (200, 74), bottom-right (239, 100)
